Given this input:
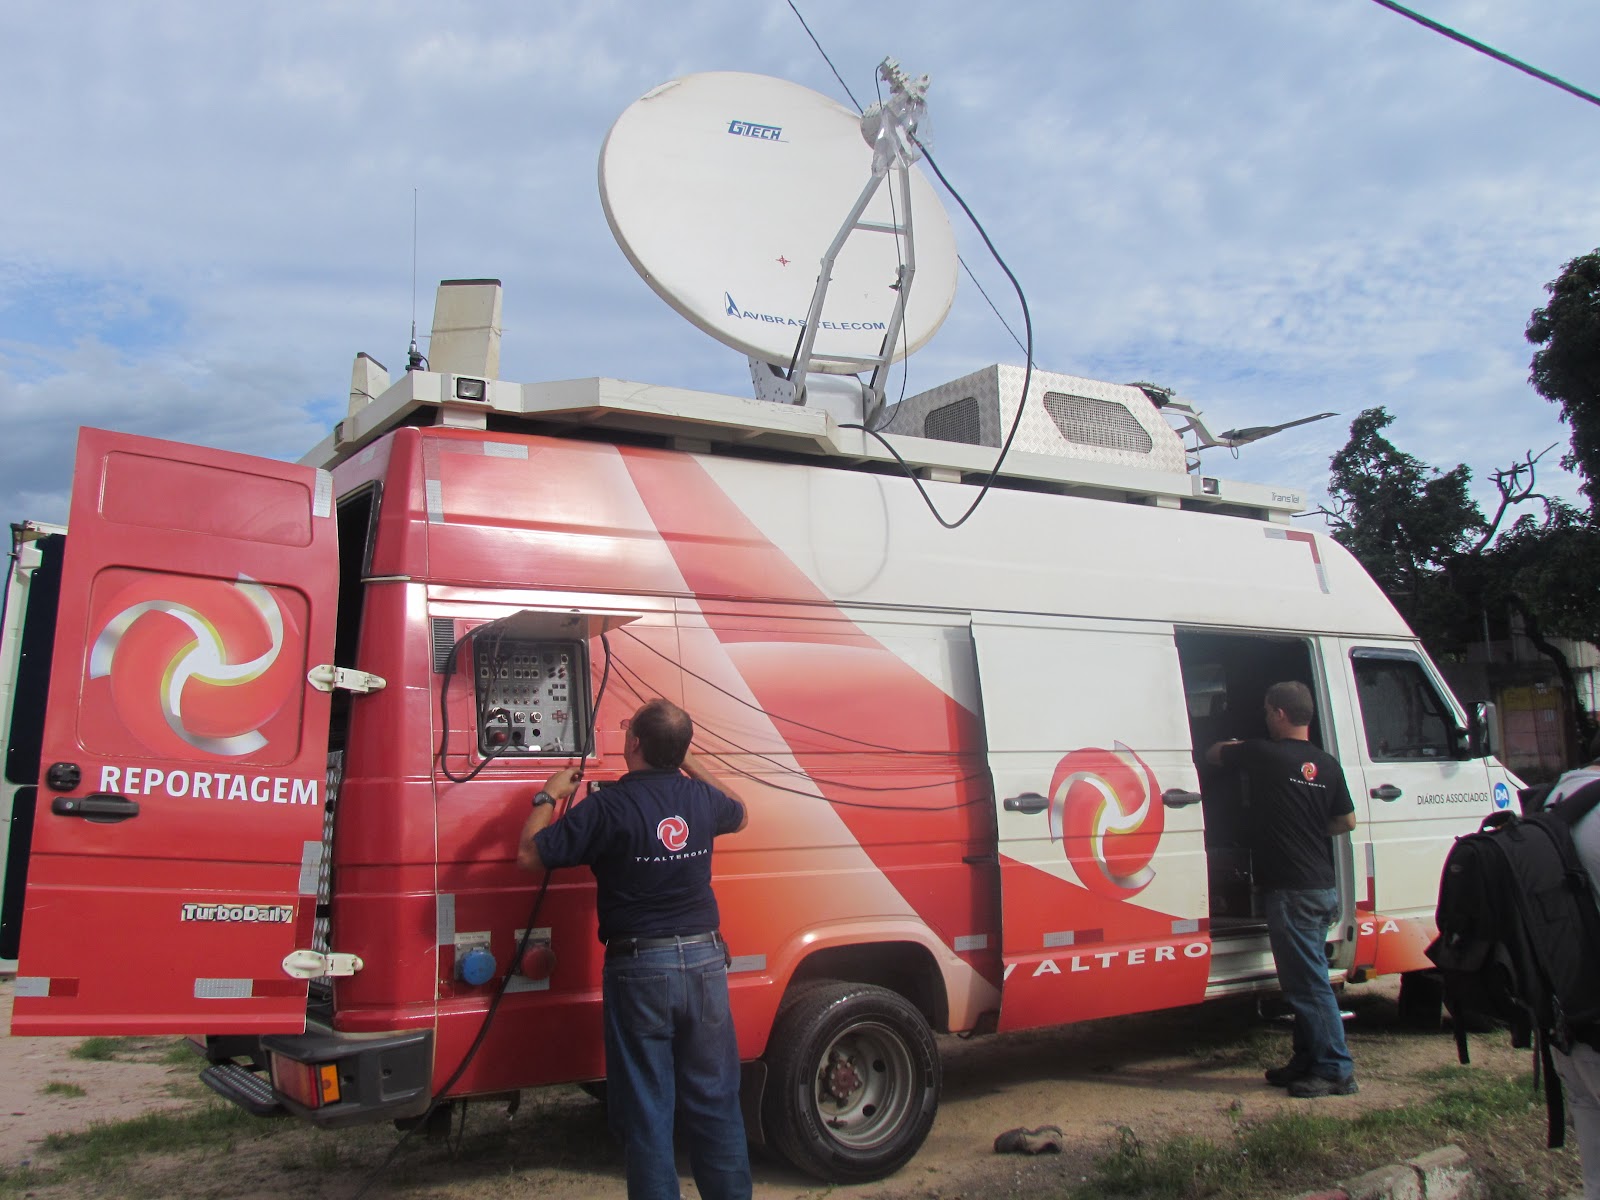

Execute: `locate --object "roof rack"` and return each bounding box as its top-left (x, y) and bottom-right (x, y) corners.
top-left (303, 366), bottom-right (1306, 523)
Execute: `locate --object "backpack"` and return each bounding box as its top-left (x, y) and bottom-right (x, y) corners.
top-left (1425, 777), bottom-right (1600, 1148)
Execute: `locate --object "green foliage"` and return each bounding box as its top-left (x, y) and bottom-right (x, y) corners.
top-left (1075, 1070), bottom-right (1537, 1199)
top-left (40, 1080), bottom-right (87, 1098)
top-left (1322, 407), bottom-right (1487, 651)
top-left (69, 1037), bottom-right (125, 1062)
top-left (1528, 249), bottom-right (1600, 516)
top-left (1488, 501), bottom-right (1600, 648)
top-left (41, 1099), bottom-right (269, 1167)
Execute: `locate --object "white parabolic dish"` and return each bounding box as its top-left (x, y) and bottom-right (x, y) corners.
top-left (599, 71), bottom-right (959, 373)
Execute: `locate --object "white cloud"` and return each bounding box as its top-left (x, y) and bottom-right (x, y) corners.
top-left (0, 0), bottom-right (1595, 536)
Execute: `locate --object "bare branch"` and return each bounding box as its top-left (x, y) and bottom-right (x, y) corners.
top-left (1471, 444), bottom-right (1557, 552)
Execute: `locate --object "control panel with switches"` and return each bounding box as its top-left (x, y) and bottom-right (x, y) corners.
top-left (473, 638), bottom-right (588, 756)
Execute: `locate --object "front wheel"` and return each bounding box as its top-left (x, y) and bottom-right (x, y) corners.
top-left (762, 981), bottom-right (940, 1183)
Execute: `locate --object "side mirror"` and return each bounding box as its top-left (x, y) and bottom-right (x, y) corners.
top-left (1466, 701), bottom-right (1499, 760)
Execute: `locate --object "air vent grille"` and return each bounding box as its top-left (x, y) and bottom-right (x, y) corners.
top-left (431, 617), bottom-right (458, 673)
top-left (924, 396), bottom-right (982, 445)
top-left (1042, 393), bottom-right (1153, 455)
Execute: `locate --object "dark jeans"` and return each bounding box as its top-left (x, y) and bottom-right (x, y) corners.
top-left (1264, 887), bottom-right (1354, 1082)
top-left (602, 938), bottom-right (752, 1200)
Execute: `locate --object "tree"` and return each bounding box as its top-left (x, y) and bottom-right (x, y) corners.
top-left (1319, 407), bottom-right (1485, 649)
top-left (1527, 250), bottom-right (1600, 516)
top-left (1320, 408), bottom-right (1598, 762)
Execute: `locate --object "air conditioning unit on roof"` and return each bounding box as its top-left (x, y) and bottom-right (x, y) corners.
top-left (888, 364), bottom-right (1189, 476)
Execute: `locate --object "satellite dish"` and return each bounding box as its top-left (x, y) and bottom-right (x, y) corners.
top-left (599, 71), bottom-right (959, 379)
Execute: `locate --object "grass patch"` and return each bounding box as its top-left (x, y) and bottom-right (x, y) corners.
top-left (161, 1040), bottom-right (199, 1066)
top-left (1075, 1069), bottom-right (1539, 1198)
top-left (0, 1162), bottom-right (53, 1196)
top-left (39, 1080), bottom-right (87, 1098)
top-left (69, 1036), bottom-right (125, 1061)
top-left (41, 1098), bottom-right (278, 1170)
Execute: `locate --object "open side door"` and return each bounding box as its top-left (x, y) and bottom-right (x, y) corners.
top-left (972, 616), bottom-right (1211, 1032)
top-left (12, 429), bottom-right (338, 1035)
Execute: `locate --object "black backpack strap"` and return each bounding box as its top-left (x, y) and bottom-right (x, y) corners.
top-left (1540, 1030), bottom-right (1567, 1149)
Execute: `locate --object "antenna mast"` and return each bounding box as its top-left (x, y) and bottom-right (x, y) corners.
top-left (407, 188), bottom-right (427, 372)
top-left (782, 58), bottom-right (928, 417)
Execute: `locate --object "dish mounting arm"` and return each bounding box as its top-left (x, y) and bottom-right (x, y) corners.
top-left (783, 59), bottom-right (929, 419)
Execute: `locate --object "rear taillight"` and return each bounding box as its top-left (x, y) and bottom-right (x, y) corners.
top-left (270, 1055), bottom-right (341, 1108)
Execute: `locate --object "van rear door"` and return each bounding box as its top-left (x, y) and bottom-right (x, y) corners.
top-left (973, 616), bottom-right (1211, 1031)
top-left (12, 429), bottom-right (337, 1035)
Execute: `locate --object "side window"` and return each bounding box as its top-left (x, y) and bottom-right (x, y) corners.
top-left (1351, 653), bottom-right (1454, 761)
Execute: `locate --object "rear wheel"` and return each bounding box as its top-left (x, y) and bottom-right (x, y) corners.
top-left (762, 981), bottom-right (940, 1183)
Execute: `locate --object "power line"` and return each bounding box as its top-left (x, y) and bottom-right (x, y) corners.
top-left (1368, 0), bottom-right (1600, 110)
top-left (782, 0), bottom-right (861, 112)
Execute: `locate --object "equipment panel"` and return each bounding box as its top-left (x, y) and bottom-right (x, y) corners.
top-left (473, 639), bottom-right (587, 756)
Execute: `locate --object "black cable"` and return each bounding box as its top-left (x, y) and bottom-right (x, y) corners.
top-left (841, 136), bottom-right (1036, 531)
top-left (782, 0), bottom-right (861, 111)
top-left (353, 633), bottom-right (614, 1199)
top-left (1367, 0), bottom-right (1600, 110)
top-left (606, 655), bottom-right (983, 797)
top-left (779, 1), bottom-right (1038, 526)
top-left (615, 626), bottom-right (954, 755)
top-left (697, 746), bottom-right (988, 812)
top-left (436, 629), bottom-right (510, 784)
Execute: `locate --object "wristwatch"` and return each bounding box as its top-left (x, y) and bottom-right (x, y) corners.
top-left (532, 791), bottom-right (557, 809)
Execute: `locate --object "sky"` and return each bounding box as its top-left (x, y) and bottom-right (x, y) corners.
top-left (3, 0), bottom-right (1599, 531)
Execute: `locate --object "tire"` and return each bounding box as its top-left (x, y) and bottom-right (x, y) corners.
top-left (762, 981), bottom-right (940, 1183)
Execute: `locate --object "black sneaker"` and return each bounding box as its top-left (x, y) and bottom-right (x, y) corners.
top-left (1288, 1074), bottom-right (1359, 1098)
top-left (1264, 1062), bottom-right (1309, 1088)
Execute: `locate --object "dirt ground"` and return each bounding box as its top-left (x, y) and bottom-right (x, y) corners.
top-left (0, 976), bottom-right (1584, 1199)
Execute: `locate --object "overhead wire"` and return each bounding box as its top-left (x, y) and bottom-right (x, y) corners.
top-left (783, 0), bottom-right (862, 111)
top-left (1367, 0), bottom-right (1600, 110)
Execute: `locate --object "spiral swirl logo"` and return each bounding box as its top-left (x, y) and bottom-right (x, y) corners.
top-left (88, 575), bottom-right (301, 759)
top-left (657, 815), bottom-right (689, 852)
top-left (1047, 743), bottom-right (1164, 898)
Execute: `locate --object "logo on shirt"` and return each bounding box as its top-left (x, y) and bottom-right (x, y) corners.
top-left (1301, 761), bottom-right (1318, 782)
top-left (657, 815), bottom-right (689, 853)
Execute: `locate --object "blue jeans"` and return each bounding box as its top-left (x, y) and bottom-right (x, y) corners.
top-left (602, 938), bottom-right (752, 1200)
top-left (1264, 888), bottom-right (1354, 1082)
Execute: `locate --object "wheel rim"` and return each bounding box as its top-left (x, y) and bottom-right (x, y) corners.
top-left (809, 1017), bottom-right (917, 1151)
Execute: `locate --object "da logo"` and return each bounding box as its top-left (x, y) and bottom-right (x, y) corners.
top-left (1048, 744), bottom-right (1163, 898)
top-left (1493, 781), bottom-right (1511, 810)
top-left (88, 575), bottom-right (301, 758)
top-left (657, 816), bottom-right (689, 852)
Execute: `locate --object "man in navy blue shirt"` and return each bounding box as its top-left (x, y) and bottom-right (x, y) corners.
top-left (516, 698), bottom-right (751, 1200)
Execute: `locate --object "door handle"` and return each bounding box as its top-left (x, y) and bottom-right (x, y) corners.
top-left (1370, 784), bottom-right (1402, 802)
top-left (52, 793), bottom-right (141, 823)
top-left (1002, 792), bottom-right (1048, 814)
top-left (1162, 789), bottom-right (1203, 808)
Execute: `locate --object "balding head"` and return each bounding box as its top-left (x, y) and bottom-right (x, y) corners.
top-left (628, 698), bottom-right (693, 769)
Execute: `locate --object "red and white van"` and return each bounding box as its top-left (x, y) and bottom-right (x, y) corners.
top-left (1, 283), bottom-right (1517, 1181)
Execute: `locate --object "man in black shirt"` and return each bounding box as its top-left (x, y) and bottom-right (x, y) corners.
top-left (516, 698), bottom-right (751, 1200)
top-left (1208, 680), bottom-right (1358, 1097)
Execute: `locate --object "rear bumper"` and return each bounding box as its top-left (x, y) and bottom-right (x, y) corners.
top-left (204, 1026), bottom-right (433, 1129)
